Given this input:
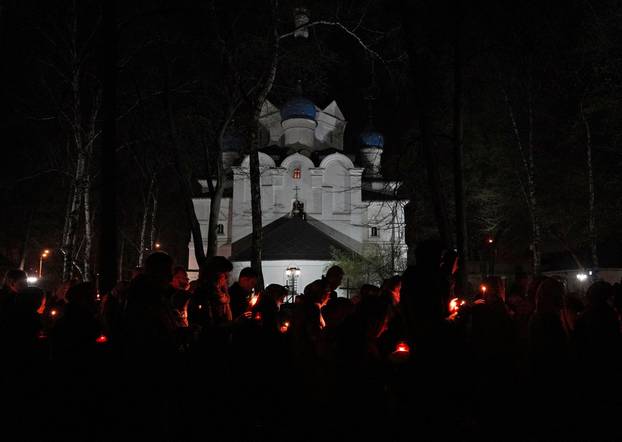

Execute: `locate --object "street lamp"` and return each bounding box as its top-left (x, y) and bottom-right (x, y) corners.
top-left (285, 266), bottom-right (301, 302)
top-left (39, 250), bottom-right (50, 278)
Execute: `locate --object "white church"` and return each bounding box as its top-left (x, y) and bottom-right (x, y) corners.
top-left (189, 93), bottom-right (408, 296)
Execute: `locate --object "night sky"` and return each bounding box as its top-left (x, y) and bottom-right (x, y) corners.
top-left (1, 0), bottom-right (621, 283)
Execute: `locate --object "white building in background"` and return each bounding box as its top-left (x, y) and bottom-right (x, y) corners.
top-left (189, 94), bottom-right (408, 296)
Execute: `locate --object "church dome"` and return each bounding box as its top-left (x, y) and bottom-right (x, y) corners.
top-left (360, 129), bottom-right (384, 149)
top-left (280, 97), bottom-right (317, 121)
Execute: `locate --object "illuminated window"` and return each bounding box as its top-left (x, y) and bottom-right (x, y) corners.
top-left (217, 224), bottom-right (224, 235)
top-left (292, 167), bottom-right (301, 180)
top-left (370, 227), bottom-right (378, 237)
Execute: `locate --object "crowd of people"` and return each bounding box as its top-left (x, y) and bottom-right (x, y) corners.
top-left (1, 239), bottom-right (622, 441)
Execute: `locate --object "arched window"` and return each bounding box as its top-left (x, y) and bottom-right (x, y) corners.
top-left (370, 227), bottom-right (378, 237)
top-left (292, 167), bottom-right (301, 180)
top-left (217, 224), bottom-right (224, 235)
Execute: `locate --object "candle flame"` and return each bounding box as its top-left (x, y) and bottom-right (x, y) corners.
top-left (249, 294), bottom-right (259, 307)
top-left (96, 335), bottom-right (108, 344)
top-left (449, 298), bottom-right (466, 314)
top-left (50, 309), bottom-right (58, 317)
top-left (280, 321), bottom-right (290, 333)
top-left (395, 341), bottom-right (410, 353)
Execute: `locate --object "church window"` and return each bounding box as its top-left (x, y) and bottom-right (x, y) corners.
top-left (292, 167), bottom-right (301, 180)
top-left (370, 227), bottom-right (378, 237)
top-left (217, 224), bottom-right (225, 235)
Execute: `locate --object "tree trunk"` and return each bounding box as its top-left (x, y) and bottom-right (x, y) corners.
top-left (453, 2), bottom-right (469, 292)
top-left (137, 195), bottom-right (149, 267)
top-left (401, 4), bottom-right (452, 249)
top-left (162, 62), bottom-right (206, 267)
top-left (206, 179), bottom-right (223, 258)
top-left (149, 187), bottom-right (158, 249)
top-left (19, 211), bottom-right (32, 271)
top-left (581, 103), bottom-right (598, 270)
top-left (83, 173), bottom-right (93, 281)
top-left (247, 0), bottom-right (280, 288)
top-left (503, 88), bottom-right (541, 275)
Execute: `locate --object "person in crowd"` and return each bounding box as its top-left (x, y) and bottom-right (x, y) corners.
top-left (359, 283), bottom-right (381, 300)
top-left (229, 267), bottom-right (258, 319)
top-left (526, 277), bottom-right (570, 435)
top-left (574, 281), bottom-right (621, 372)
top-left (382, 275), bottom-right (402, 306)
top-left (323, 265), bottom-right (344, 300)
top-left (170, 266), bottom-right (190, 291)
top-left (123, 251), bottom-right (178, 360)
top-left (3, 286), bottom-right (47, 363)
top-left (469, 275), bottom-right (515, 435)
top-left (252, 284), bottom-right (288, 335)
top-left (335, 294), bottom-right (391, 438)
top-left (0, 269), bottom-right (27, 318)
top-left (379, 275), bottom-right (406, 356)
top-left (50, 282), bottom-right (101, 364)
top-left (188, 256), bottom-right (234, 328)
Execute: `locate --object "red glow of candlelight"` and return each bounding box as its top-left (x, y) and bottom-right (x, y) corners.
top-left (449, 298), bottom-right (466, 314)
top-left (480, 284), bottom-right (487, 294)
top-left (280, 321), bottom-right (290, 333)
top-left (249, 294), bottom-right (259, 308)
top-left (254, 312), bottom-right (263, 321)
top-left (96, 335), bottom-right (108, 344)
top-left (395, 342), bottom-right (410, 353)
top-left (50, 309), bottom-right (58, 317)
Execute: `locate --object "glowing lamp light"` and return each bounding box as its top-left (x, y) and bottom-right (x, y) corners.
top-left (576, 273), bottom-right (588, 282)
top-left (487, 238), bottom-right (494, 244)
top-left (480, 284), bottom-right (487, 294)
top-left (26, 276), bottom-right (38, 284)
top-left (155, 243), bottom-right (161, 249)
top-left (50, 309), bottom-right (58, 317)
top-left (95, 335), bottom-right (108, 344)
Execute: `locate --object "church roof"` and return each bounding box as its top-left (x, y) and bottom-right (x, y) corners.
top-left (280, 96), bottom-right (317, 121)
top-left (230, 215), bottom-right (355, 261)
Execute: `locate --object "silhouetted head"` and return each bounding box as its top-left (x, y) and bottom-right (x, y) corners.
top-left (3, 269), bottom-right (27, 293)
top-left (586, 281), bottom-right (614, 307)
top-left (535, 277), bottom-right (564, 314)
top-left (359, 284), bottom-right (381, 300)
top-left (415, 238), bottom-right (445, 269)
top-left (66, 282), bottom-right (97, 312)
top-left (381, 275), bottom-right (402, 305)
top-left (304, 279), bottom-right (330, 307)
top-left (144, 252), bottom-right (174, 287)
top-left (325, 266), bottom-right (344, 291)
top-left (17, 286), bottom-right (46, 314)
top-left (264, 284), bottom-right (288, 305)
top-left (171, 266), bottom-right (190, 291)
top-left (238, 267), bottom-right (258, 292)
top-left (356, 294), bottom-right (391, 338)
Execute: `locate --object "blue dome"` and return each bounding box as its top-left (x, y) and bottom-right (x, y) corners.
top-left (360, 130), bottom-right (385, 149)
top-left (280, 97), bottom-right (317, 121)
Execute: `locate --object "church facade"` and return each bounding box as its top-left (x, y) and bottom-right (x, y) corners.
top-left (189, 95), bottom-right (408, 296)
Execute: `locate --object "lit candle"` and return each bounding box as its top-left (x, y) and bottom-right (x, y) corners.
top-left (280, 321), bottom-right (290, 333)
top-left (394, 341), bottom-right (410, 354)
top-left (96, 335), bottom-right (108, 344)
top-left (50, 309), bottom-right (58, 317)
